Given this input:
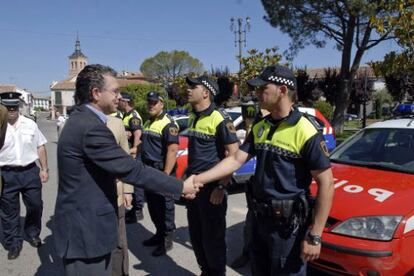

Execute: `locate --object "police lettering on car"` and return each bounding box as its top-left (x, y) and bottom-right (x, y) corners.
top-left (194, 65), bottom-right (334, 276)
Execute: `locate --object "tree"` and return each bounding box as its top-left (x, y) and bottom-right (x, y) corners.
top-left (370, 51), bottom-right (414, 102)
top-left (261, 0), bottom-right (396, 132)
top-left (140, 50), bottom-right (204, 87)
top-left (120, 83), bottom-right (176, 122)
top-left (372, 0), bottom-right (414, 53)
top-left (238, 47), bottom-right (285, 96)
top-left (348, 71), bottom-right (375, 116)
top-left (318, 68), bottom-right (341, 106)
top-left (296, 68), bottom-right (319, 105)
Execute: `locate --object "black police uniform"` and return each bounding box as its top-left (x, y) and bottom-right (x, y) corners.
top-left (141, 110), bottom-right (179, 255)
top-left (122, 105), bottom-right (145, 222)
top-left (240, 108), bottom-right (331, 275)
top-left (186, 103), bottom-right (238, 276)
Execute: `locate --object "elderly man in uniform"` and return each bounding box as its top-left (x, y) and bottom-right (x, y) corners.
top-left (118, 92), bottom-right (146, 223)
top-left (140, 91), bottom-right (179, 257)
top-left (0, 92), bottom-right (49, 260)
top-left (185, 76), bottom-right (239, 276)
top-left (194, 65), bottom-right (334, 276)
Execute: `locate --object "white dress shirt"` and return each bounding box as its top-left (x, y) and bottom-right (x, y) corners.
top-left (0, 116), bottom-right (47, 167)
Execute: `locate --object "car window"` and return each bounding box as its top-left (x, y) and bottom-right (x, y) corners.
top-left (331, 128), bottom-right (414, 174)
top-left (228, 112), bottom-right (240, 122)
top-left (174, 117), bottom-right (188, 131)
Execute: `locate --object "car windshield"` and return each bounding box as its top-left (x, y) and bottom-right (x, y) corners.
top-left (330, 128), bottom-right (414, 174)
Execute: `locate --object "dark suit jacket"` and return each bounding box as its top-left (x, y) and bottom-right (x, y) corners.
top-left (54, 105), bottom-right (183, 259)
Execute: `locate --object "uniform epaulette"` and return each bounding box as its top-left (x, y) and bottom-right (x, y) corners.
top-left (217, 108), bottom-right (231, 120)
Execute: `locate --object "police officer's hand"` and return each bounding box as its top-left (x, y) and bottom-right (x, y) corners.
top-left (39, 171), bottom-right (49, 183)
top-left (210, 187), bottom-right (226, 205)
top-left (124, 193), bottom-right (133, 210)
top-left (182, 175), bottom-right (202, 199)
top-left (129, 147), bottom-right (137, 157)
top-left (301, 239), bottom-right (321, 262)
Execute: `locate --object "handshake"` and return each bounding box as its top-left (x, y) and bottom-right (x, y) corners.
top-left (181, 175), bottom-right (203, 200)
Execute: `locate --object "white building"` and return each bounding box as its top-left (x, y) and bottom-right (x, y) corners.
top-left (33, 94), bottom-right (50, 110)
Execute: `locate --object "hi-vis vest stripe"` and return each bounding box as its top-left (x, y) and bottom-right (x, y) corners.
top-left (143, 115), bottom-right (175, 137)
top-left (123, 110), bottom-right (142, 129)
top-left (187, 110), bottom-right (225, 139)
top-left (252, 116), bottom-right (318, 158)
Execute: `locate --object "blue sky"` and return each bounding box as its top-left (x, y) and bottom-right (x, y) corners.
top-left (0, 0), bottom-right (399, 95)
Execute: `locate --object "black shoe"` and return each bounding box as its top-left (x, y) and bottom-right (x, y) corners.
top-left (28, 237), bottom-right (42, 248)
top-left (230, 252), bottom-right (249, 268)
top-left (142, 235), bottom-right (161, 247)
top-left (151, 242), bottom-right (172, 257)
top-left (7, 244), bottom-right (22, 260)
top-left (136, 209), bottom-right (144, 221)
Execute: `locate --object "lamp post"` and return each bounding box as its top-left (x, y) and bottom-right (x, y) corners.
top-left (230, 16), bottom-right (251, 97)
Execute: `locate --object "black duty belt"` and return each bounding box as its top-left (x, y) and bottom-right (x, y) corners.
top-left (2, 162), bottom-right (37, 172)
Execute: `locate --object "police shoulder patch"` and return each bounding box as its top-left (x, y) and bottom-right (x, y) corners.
top-left (169, 126), bottom-right (179, 136)
top-left (226, 121), bottom-right (236, 133)
top-left (257, 126), bottom-right (264, 138)
top-left (320, 141), bottom-right (329, 157)
top-left (218, 108), bottom-right (231, 120)
top-left (130, 117), bottom-right (141, 127)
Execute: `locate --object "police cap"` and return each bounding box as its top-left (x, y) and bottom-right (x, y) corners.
top-left (147, 91), bottom-right (164, 102)
top-left (0, 92), bottom-right (22, 107)
top-left (247, 65), bottom-right (297, 90)
top-left (186, 76), bottom-right (219, 97)
top-left (120, 92), bottom-right (132, 102)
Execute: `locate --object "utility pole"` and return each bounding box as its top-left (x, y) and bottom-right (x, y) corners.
top-left (363, 68), bottom-right (368, 128)
top-left (230, 17), bottom-right (251, 97)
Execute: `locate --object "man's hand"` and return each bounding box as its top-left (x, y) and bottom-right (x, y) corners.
top-left (39, 171), bottom-right (49, 183)
top-left (182, 175), bottom-right (202, 199)
top-left (301, 239), bottom-right (321, 262)
top-left (129, 147), bottom-right (137, 157)
top-left (210, 187), bottom-right (225, 205)
top-left (124, 193), bottom-right (133, 210)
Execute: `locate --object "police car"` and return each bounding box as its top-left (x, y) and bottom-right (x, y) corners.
top-left (309, 116), bottom-right (414, 275)
top-left (172, 106), bottom-right (336, 184)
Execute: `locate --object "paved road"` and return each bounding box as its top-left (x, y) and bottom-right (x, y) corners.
top-left (0, 113), bottom-right (251, 276)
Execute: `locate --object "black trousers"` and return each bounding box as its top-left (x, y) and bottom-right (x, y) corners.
top-left (187, 184), bottom-right (227, 276)
top-left (250, 214), bottom-right (307, 276)
top-left (0, 165), bottom-right (43, 250)
top-left (63, 253), bottom-right (112, 276)
top-left (145, 190), bottom-right (175, 236)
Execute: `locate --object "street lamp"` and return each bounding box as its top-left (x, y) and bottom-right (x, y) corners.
top-left (230, 17), bottom-right (251, 74)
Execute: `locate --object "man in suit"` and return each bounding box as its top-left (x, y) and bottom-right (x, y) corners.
top-left (54, 64), bottom-right (198, 276)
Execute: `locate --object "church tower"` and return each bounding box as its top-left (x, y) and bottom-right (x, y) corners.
top-left (68, 35), bottom-right (88, 77)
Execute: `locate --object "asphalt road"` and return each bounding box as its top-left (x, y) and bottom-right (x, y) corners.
top-left (0, 113), bottom-right (252, 276)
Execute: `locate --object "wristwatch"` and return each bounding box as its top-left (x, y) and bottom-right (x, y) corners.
top-left (307, 233), bottom-right (322, 246)
top-left (41, 168), bottom-right (49, 173)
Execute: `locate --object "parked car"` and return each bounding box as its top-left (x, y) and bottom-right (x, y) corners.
top-left (173, 106), bottom-right (336, 184)
top-left (309, 116), bottom-right (414, 275)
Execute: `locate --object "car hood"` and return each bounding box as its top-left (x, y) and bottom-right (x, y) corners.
top-left (313, 163), bottom-right (414, 220)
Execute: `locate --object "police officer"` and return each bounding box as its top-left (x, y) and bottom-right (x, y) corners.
top-left (140, 91), bottom-right (179, 257)
top-left (185, 76), bottom-right (239, 276)
top-left (0, 92), bottom-right (49, 260)
top-left (194, 65), bottom-right (334, 275)
top-left (118, 92), bottom-right (145, 222)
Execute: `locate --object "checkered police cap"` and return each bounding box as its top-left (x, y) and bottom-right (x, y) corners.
top-left (186, 76), bottom-right (219, 97)
top-left (247, 65), bottom-right (297, 90)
